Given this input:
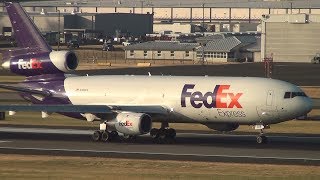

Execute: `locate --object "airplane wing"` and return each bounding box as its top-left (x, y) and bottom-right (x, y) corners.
top-left (0, 104), bottom-right (168, 114)
top-left (0, 104), bottom-right (112, 113)
top-left (109, 105), bottom-right (169, 114)
top-left (0, 104), bottom-right (168, 121)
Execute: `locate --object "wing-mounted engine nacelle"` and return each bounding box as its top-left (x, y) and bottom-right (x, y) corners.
top-left (205, 123), bottom-right (239, 132)
top-left (114, 113), bottom-right (152, 135)
top-left (2, 51), bottom-right (78, 76)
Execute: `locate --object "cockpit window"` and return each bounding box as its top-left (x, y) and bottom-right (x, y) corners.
top-left (284, 92), bottom-right (291, 99)
top-left (284, 92), bottom-right (307, 99)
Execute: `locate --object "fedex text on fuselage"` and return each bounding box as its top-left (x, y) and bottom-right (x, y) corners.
top-left (181, 84), bottom-right (243, 109)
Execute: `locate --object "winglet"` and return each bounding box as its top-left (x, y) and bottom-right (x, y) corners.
top-left (5, 2), bottom-right (52, 53)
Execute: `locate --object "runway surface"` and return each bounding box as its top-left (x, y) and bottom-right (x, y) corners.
top-left (0, 127), bottom-right (319, 165)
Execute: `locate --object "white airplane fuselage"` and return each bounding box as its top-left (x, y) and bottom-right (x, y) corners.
top-left (64, 75), bottom-right (312, 125)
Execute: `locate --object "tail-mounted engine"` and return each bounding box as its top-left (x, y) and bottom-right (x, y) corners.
top-left (2, 51), bottom-right (78, 76)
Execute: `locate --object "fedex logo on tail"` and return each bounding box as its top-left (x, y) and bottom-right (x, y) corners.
top-left (181, 84), bottom-right (243, 109)
top-left (17, 58), bottom-right (43, 70)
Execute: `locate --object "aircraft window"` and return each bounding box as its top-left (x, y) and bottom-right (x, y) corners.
top-left (284, 92), bottom-right (291, 99)
top-left (292, 92), bottom-right (297, 98)
top-left (284, 92), bottom-right (307, 99)
top-left (293, 92), bottom-right (307, 97)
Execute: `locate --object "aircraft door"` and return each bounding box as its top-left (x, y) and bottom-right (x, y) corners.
top-left (256, 89), bottom-right (279, 123)
top-left (266, 90), bottom-right (274, 106)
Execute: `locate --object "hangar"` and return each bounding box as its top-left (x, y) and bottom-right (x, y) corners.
top-left (95, 13), bottom-right (153, 37)
top-left (261, 14), bottom-right (320, 63)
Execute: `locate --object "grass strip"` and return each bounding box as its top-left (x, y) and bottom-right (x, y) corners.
top-left (0, 154), bottom-right (319, 180)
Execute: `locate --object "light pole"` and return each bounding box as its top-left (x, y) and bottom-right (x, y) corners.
top-left (202, 3), bottom-right (205, 32)
top-left (57, 9), bottom-right (61, 51)
top-left (140, 0), bottom-right (144, 14)
top-left (201, 43), bottom-right (205, 65)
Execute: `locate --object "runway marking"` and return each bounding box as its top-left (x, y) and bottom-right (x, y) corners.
top-left (0, 146), bottom-right (319, 162)
top-left (0, 127), bottom-right (319, 140)
top-left (0, 127), bottom-right (91, 135)
top-left (179, 133), bottom-right (320, 139)
top-left (0, 141), bottom-right (11, 143)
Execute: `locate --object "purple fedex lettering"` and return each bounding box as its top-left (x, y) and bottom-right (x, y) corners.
top-left (181, 84), bottom-right (243, 109)
top-left (181, 84), bottom-right (195, 107)
top-left (181, 84), bottom-right (219, 109)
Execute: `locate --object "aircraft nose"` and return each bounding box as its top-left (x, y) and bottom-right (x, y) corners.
top-left (304, 97), bottom-right (313, 114)
top-left (306, 98), bottom-right (313, 112)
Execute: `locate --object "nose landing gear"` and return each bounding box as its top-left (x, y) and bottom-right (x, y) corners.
top-left (255, 124), bottom-right (269, 144)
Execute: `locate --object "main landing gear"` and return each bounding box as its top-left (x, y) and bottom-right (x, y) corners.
top-left (92, 130), bottom-right (119, 142)
top-left (150, 122), bottom-right (176, 144)
top-left (255, 124), bottom-right (269, 144)
top-left (92, 122), bottom-right (137, 142)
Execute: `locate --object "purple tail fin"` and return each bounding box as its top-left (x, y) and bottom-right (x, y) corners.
top-left (5, 2), bottom-right (52, 53)
top-left (1, 2), bottom-right (78, 77)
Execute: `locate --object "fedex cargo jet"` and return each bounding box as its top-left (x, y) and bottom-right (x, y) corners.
top-left (0, 2), bottom-right (312, 144)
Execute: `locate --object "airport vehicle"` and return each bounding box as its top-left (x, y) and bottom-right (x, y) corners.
top-left (0, 2), bottom-right (313, 144)
top-left (122, 41), bottom-right (133, 46)
top-left (67, 40), bottom-right (80, 48)
top-left (102, 43), bottom-right (114, 51)
top-left (312, 53), bottom-right (320, 64)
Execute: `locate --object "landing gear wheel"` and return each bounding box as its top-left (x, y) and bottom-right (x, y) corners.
top-left (165, 128), bottom-right (176, 144)
top-left (110, 131), bottom-right (119, 139)
top-left (166, 128), bottom-right (176, 138)
top-left (151, 128), bottom-right (176, 144)
top-left (157, 130), bottom-right (167, 144)
top-left (256, 135), bottom-right (268, 144)
top-left (92, 130), bottom-right (101, 142)
top-left (101, 131), bottom-right (110, 142)
top-left (120, 134), bottom-right (137, 142)
top-left (150, 128), bottom-right (159, 138)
